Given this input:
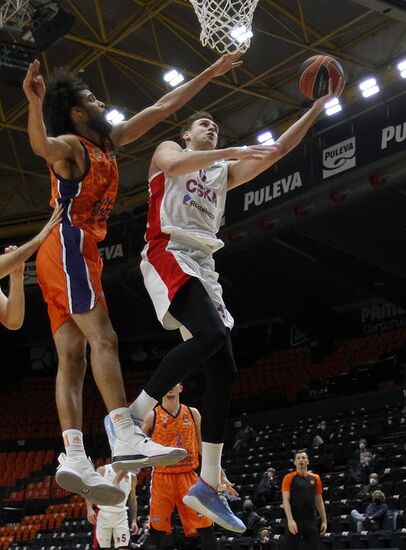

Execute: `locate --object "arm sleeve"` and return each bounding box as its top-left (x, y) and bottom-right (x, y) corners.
top-left (316, 475), bottom-right (323, 495)
top-left (282, 473), bottom-right (293, 493)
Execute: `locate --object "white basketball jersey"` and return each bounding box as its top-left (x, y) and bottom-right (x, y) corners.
top-left (97, 464), bottom-right (132, 512)
top-left (147, 158), bottom-right (228, 253)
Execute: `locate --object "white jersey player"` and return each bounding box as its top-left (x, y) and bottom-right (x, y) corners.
top-left (86, 463), bottom-right (137, 549)
top-left (129, 76), bottom-right (344, 533)
top-left (141, 156), bottom-right (234, 332)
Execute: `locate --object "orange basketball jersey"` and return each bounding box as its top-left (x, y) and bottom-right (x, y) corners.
top-left (151, 404), bottom-right (199, 474)
top-left (49, 136), bottom-right (118, 242)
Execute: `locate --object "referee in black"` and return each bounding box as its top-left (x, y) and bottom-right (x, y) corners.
top-left (282, 450), bottom-right (327, 549)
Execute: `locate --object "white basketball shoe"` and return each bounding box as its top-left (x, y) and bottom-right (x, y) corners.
top-left (55, 453), bottom-right (125, 505)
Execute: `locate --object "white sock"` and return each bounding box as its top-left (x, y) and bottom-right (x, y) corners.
top-left (201, 442), bottom-right (223, 489)
top-left (109, 407), bottom-right (134, 441)
top-left (63, 429), bottom-right (86, 461)
top-left (128, 390), bottom-right (157, 421)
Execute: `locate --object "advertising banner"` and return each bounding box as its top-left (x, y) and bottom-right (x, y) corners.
top-left (225, 90), bottom-right (406, 223)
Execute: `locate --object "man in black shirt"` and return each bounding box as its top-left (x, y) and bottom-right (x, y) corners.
top-left (282, 450), bottom-right (327, 549)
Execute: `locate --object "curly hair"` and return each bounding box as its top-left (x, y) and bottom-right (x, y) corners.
top-left (43, 68), bottom-right (89, 137)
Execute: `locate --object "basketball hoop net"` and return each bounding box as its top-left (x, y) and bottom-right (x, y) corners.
top-left (189, 0), bottom-right (259, 54)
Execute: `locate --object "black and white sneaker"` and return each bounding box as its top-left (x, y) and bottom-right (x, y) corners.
top-left (105, 415), bottom-right (187, 470)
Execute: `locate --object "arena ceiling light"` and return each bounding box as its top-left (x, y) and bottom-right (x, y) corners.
top-left (359, 77), bottom-right (380, 98)
top-left (397, 59), bottom-right (406, 78)
top-left (106, 109), bottom-right (124, 125)
top-left (324, 97), bottom-right (342, 116)
top-left (163, 69), bottom-right (184, 87)
top-left (230, 25), bottom-right (253, 44)
top-left (257, 130), bottom-right (274, 145)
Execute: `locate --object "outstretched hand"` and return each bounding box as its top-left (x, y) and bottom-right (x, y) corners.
top-left (313, 77), bottom-right (345, 110)
top-left (23, 59), bottom-right (46, 104)
top-left (220, 470), bottom-right (239, 498)
top-left (209, 52), bottom-right (243, 77)
top-left (36, 205), bottom-right (63, 245)
top-left (231, 142), bottom-right (283, 161)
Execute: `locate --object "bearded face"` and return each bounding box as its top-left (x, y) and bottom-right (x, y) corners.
top-left (86, 109), bottom-right (113, 137)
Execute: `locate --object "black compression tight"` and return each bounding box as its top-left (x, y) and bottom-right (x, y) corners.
top-left (144, 277), bottom-right (237, 443)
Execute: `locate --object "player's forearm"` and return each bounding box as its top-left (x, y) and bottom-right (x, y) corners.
top-left (85, 500), bottom-right (93, 513)
top-left (28, 103), bottom-right (53, 158)
top-left (3, 274), bottom-right (25, 330)
top-left (162, 147), bottom-right (236, 175)
top-left (155, 65), bottom-right (216, 117)
top-left (316, 496), bottom-right (327, 523)
top-left (0, 239), bottom-right (39, 279)
top-left (276, 103), bottom-right (322, 156)
top-left (114, 67), bottom-right (219, 146)
top-left (129, 500), bottom-right (138, 521)
top-left (282, 494), bottom-right (294, 522)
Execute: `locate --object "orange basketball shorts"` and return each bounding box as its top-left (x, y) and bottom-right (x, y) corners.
top-left (149, 471), bottom-right (212, 536)
top-left (36, 225), bottom-right (107, 334)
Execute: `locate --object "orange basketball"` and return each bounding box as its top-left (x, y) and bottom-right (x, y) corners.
top-left (298, 55), bottom-right (343, 100)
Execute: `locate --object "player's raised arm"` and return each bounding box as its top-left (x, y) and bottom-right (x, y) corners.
top-left (110, 53), bottom-right (242, 147)
top-left (275, 77), bottom-right (344, 156)
top-left (227, 77), bottom-right (345, 190)
top-left (23, 60), bottom-right (77, 163)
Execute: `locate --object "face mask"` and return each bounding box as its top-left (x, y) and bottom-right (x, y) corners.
top-left (373, 497), bottom-right (382, 504)
top-left (370, 478), bottom-right (378, 485)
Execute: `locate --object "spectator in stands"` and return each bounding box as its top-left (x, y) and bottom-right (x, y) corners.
top-left (254, 467), bottom-right (279, 507)
top-left (256, 526), bottom-right (278, 549)
top-left (0, 208), bottom-right (62, 329)
top-left (237, 498), bottom-right (261, 536)
top-left (233, 423), bottom-right (257, 453)
top-left (356, 473), bottom-right (384, 503)
top-left (371, 447), bottom-right (385, 476)
top-left (312, 420), bottom-right (336, 450)
top-left (355, 438), bottom-right (370, 463)
top-left (354, 450), bottom-right (373, 484)
top-left (350, 490), bottom-right (389, 533)
top-left (282, 450), bottom-right (327, 550)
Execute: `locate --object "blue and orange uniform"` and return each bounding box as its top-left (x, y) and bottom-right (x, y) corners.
top-left (36, 136), bottom-right (118, 334)
top-left (149, 404), bottom-right (212, 536)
